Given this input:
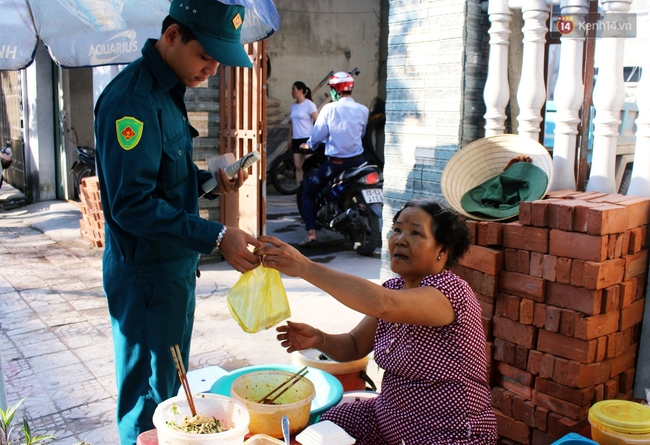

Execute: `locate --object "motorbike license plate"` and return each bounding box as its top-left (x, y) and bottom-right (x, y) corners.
top-left (362, 189), bottom-right (383, 203)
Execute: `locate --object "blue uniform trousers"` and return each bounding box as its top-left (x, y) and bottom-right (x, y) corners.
top-left (105, 273), bottom-right (196, 445)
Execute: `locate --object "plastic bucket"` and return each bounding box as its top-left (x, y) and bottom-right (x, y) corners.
top-left (230, 370), bottom-right (316, 438)
top-left (551, 432), bottom-right (598, 444)
top-left (152, 393), bottom-right (250, 445)
top-left (292, 349), bottom-right (371, 392)
top-left (209, 364), bottom-right (343, 425)
top-left (588, 400), bottom-right (650, 445)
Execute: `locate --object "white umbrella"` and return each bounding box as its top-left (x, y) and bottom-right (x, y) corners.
top-left (0, 0), bottom-right (280, 70)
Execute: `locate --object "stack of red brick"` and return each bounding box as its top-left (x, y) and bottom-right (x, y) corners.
top-left (452, 190), bottom-right (649, 445)
top-left (78, 176), bottom-right (105, 248)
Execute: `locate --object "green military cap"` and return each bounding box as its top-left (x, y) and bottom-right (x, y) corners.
top-left (169, 0), bottom-right (253, 68)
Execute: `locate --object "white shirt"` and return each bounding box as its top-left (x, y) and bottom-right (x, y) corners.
top-left (307, 96), bottom-right (369, 158)
top-left (290, 99), bottom-right (318, 139)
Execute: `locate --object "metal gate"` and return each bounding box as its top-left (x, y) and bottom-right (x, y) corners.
top-left (219, 40), bottom-right (267, 236)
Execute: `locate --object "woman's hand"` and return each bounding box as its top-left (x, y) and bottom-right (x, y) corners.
top-left (256, 235), bottom-right (311, 277)
top-left (276, 321), bottom-right (325, 353)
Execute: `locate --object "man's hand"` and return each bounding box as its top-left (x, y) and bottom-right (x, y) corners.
top-left (219, 227), bottom-right (263, 273)
top-left (210, 167), bottom-right (248, 195)
top-left (299, 142), bottom-right (310, 150)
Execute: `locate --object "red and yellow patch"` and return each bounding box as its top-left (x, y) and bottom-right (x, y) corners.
top-left (116, 116), bottom-right (144, 150)
top-left (232, 13), bottom-right (242, 30)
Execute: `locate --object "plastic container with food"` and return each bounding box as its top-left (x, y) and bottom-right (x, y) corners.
top-left (243, 434), bottom-right (285, 445)
top-left (210, 364), bottom-right (343, 424)
top-left (588, 400), bottom-right (650, 445)
top-left (230, 370), bottom-right (316, 438)
top-left (152, 393), bottom-right (250, 445)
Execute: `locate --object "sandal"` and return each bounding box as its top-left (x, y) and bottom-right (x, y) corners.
top-left (298, 237), bottom-right (317, 247)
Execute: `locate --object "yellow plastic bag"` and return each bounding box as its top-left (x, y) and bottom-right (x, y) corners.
top-left (227, 265), bottom-right (291, 333)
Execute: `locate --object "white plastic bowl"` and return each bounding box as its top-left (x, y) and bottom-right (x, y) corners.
top-left (153, 393), bottom-right (250, 445)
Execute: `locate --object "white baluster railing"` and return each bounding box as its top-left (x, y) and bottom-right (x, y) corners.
top-left (482, 0), bottom-right (645, 195)
top-left (516, 0), bottom-right (550, 140)
top-left (627, 13), bottom-right (650, 197)
top-left (586, 0), bottom-right (633, 193)
top-left (484, 0), bottom-right (513, 136)
top-left (550, 0), bottom-right (590, 191)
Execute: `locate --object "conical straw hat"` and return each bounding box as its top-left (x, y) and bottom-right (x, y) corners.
top-left (441, 134), bottom-right (554, 221)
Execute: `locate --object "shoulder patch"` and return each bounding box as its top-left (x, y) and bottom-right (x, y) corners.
top-left (116, 117), bottom-right (144, 150)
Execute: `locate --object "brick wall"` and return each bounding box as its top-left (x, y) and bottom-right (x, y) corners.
top-left (452, 191), bottom-right (650, 445)
top-left (381, 0), bottom-right (489, 279)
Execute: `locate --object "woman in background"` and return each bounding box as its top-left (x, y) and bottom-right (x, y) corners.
top-left (289, 81), bottom-right (318, 186)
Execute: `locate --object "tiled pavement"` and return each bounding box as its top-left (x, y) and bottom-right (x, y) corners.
top-left (0, 185), bottom-right (383, 444)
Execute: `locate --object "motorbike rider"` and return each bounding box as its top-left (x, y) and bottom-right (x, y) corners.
top-left (299, 71), bottom-right (369, 246)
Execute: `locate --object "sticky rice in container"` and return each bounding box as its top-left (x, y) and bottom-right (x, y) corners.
top-left (588, 400), bottom-right (650, 445)
top-left (152, 393), bottom-right (250, 445)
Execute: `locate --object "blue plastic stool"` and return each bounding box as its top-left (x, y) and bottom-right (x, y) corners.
top-left (551, 432), bottom-right (598, 444)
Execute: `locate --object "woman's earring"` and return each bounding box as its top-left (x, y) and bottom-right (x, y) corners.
top-left (437, 255), bottom-right (441, 261)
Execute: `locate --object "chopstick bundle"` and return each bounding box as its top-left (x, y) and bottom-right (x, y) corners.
top-left (257, 366), bottom-right (309, 405)
top-left (170, 344), bottom-right (197, 416)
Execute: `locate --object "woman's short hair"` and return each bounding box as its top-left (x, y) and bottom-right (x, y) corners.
top-left (393, 199), bottom-right (470, 268)
top-left (293, 81), bottom-right (312, 101)
top-left (161, 15), bottom-right (197, 43)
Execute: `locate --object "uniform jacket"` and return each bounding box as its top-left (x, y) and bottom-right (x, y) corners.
top-left (94, 39), bottom-right (222, 285)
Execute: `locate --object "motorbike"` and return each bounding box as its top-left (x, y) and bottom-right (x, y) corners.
top-left (0, 141), bottom-right (13, 191)
top-left (267, 97), bottom-right (385, 196)
top-left (297, 147), bottom-right (384, 256)
top-left (70, 145), bottom-right (96, 200)
top-left (269, 150), bottom-right (299, 195)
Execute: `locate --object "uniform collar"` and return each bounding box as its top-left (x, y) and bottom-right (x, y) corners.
top-left (142, 38), bottom-right (186, 94)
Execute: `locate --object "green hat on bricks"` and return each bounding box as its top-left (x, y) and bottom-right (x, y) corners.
top-left (169, 0), bottom-right (253, 68)
top-left (460, 161), bottom-right (549, 219)
top-left (440, 134), bottom-right (554, 222)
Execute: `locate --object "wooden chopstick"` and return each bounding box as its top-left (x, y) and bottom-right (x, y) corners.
top-left (265, 370), bottom-right (309, 405)
top-left (170, 344), bottom-right (197, 416)
top-left (257, 366), bottom-right (309, 404)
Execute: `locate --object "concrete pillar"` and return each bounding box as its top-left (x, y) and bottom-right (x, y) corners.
top-left (23, 43), bottom-right (56, 202)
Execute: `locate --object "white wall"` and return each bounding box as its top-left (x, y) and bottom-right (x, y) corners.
top-left (266, 0), bottom-right (386, 114)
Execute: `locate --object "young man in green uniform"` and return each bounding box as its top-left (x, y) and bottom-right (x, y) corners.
top-left (94, 1), bottom-right (262, 442)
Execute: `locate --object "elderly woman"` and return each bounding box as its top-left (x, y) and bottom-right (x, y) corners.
top-left (256, 199), bottom-right (497, 445)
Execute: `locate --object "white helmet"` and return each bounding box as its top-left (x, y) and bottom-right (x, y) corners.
top-left (328, 71), bottom-right (354, 93)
